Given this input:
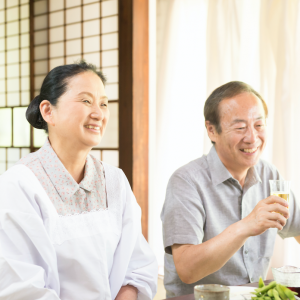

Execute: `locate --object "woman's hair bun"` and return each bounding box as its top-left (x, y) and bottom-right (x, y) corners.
top-left (25, 95), bottom-right (46, 129)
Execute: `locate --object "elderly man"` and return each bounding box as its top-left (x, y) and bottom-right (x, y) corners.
top-left (161, 81), bottom-right (300, 297)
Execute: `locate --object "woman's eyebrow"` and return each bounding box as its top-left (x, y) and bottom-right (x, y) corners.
top-left (77, 92), bottom-right (108, 101)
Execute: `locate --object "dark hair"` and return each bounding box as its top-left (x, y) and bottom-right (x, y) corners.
top-left (26, 60), bottom-right (107, 133)
top-left (204, 81), bottom-right (268, 141)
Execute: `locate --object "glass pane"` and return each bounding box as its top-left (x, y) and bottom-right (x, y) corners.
top-left (21, 148), bottom-right (30, 158)
top-left (102, 66), bottom-right (118, 83)
top-left (35, 15), bottom-right (48, 30)
top-left (0, 38), bottom-right (4, 51)
top-left (50, 26), bottom-right (64, 42)
top-left (7, 21), bottom-right (19, 35)
top-left (82, 52), bottom-right (99, 68)
top-left (21, 62), bottom-right (29, 76)
top-left (83, 36), bottom-right (100, 53)
top-left (20, 19), bottom-right (29, 33)
top-left (6, 7), bottom-right (18, 22)
top-left (97, 102), bottom-right (118, 148)
top-left (0, 24), bottom-right (4, 37)
top-left (21, 0), bottom-right (29, 4)
top-left (66, 39), bottom-right (81, 56)
top-left (66, 23), bottom-right (81, 40)
top-left (21, 4), bottom-right (29, 19)
top-left (34, 45), bottom-right (47, 60)
top-left (21, 76), bottom-right (29, 90)
top-left (34, 0), bottom-right (47, 15)
top-left (101, 0), bottom-right (118, 17)
top-left (101, 50), bottom-right (118, 67)
top-left (49, 57), bottom-right (64, 70)
top-left (0, 108), bottom-right (12, 146)
top-left (7, 50), bottom-right (20, 64)
top-left (0, 148), bottom-right (5, 175)
top-left (7, 92), bottom-right (19, 106)
top-left (83, 19), bottom-right (100, 37)
top-left (34, 29), bottom-right (48, 45)
top-left (21, 91), bottom-right (30, 105)
top-left (0, 65), bottom-right (4, 79)
top-left (83, 0), bottom-right (97, 3)
top-left (101, 33), bottom-right (118, 51)
top-left (83, 3), bottom-right (99, 21)
top-left (65, 54), bottom-right (81, 65)
top-left (34, 127), bottom-right (47, 147)
top-left (89, 149), bottom-right (100, 160)
top-left (7, 148), bottom-right (20, 168)
top-left (49, 42), bottom-right (64, 58)
top-left (7, 63), bottom-right (19, 78)
top-left (35, 75), bottom-right (44, 90)
top-left (49, 11), bottom-right (63, 27)
top-left (35, 60), bottom-right (48, 75)
top-left (66, 0), bottom-right (80, 8)
top-left (105, 83), bottom-right (118, 100)
top-left (0, 93), bottom-right (5, 106)
top-left (66, 7), bottom-right (81, 24)
top-left (7, 78), bottom-right (19, 92)
top-left (49, 0), bottom-right (64, 12)
top-left (13, 107), bottom-right (30, 147)
top-left (0, 52), bottom-right (4, 65)
top-left (21, 33), bottom-right (29, 48)
top-left (6, 0), bottom-right (18, 8)
top-left (0, 79), bottom-right (4, 92)
top-left (7, 35), bottom-right (19, 50)
top-left (101, 16), bottom-right (118, 34)
top-left (0, 0), bottom-right (4, 9)
top-left (102, 150), bottom-right (118, 167)
top-left (21, 47), bottom-right (29, 62)
top-left (0, 10), bottom-right (4, 24)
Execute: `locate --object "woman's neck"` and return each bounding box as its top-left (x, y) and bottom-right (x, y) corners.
top-left (48, 136), bottom-right (90, 184)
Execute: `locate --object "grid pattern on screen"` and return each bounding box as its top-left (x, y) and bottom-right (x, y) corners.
top-left (33, 0), bottom-right (119, 166)
top-left (0, 0), bottom-right (31, 174)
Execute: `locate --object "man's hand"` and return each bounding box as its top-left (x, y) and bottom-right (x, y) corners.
top-left (240, 195), bottom-right (289, 236)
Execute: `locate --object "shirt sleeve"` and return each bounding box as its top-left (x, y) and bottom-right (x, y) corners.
top-left (0, 165), bottom-right (60, 300)
top-left (161, 170), bottom-right (206, 254)
top-left (109, 171), bottom-right (158, 300)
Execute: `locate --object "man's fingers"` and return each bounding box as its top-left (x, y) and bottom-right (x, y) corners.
top-left (266, 212), bottom-right (287, 227)
top-left (265, 220), bottom-right (284, 231)
top-left (264, 196), bottom-right (289, 207)
top-left (266, 203), bottom-right (289, 219)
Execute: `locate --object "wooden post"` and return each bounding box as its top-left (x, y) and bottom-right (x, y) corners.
top-left (119, 0), bottom-right (149, 239)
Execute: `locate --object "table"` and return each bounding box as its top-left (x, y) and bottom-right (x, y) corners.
top-left (163, 280), bottom-right (272, 300)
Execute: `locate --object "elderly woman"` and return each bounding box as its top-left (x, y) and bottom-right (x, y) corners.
top-left (0, 61), bottom-right (157, 300)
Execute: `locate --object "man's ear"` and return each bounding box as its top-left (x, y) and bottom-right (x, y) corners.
top-left (40, 100), bottom-right (55, 127)
top-left (205, 121), bottom-right (218, 143)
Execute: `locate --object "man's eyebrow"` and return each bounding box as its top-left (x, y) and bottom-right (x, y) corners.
top-left (230, 116), bottom-right (264, 125)
top-left (77, 91), bottom-right (108, 100)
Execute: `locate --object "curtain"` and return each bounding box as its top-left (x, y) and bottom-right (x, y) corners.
top-left (151, 0), bottom-right (300, 278)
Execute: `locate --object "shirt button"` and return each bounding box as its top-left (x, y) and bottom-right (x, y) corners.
top-left (245, 250), bottom-right (248, 254)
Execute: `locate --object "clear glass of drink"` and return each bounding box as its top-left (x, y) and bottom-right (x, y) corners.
top-left (269, 180), bottom-right (291, 207)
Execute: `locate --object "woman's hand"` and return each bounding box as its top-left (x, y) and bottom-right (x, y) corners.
top-left (115, 285), bottom-right (138, 300)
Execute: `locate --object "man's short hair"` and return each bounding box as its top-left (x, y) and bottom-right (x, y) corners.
top-left (204, 81), bottom-right (268, 135)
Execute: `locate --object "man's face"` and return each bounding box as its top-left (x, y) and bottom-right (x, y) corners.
top-left (210, 92), bottom-right (267, 173)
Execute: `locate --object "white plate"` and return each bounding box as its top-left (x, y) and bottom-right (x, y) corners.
top-left (229, 286), bottom-right (256, 300)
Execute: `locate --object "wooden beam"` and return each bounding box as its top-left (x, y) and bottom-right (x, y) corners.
top-left (119, 0), bottom-right (149, 240)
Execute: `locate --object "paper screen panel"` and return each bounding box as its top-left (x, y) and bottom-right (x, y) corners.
top-left (0, 148), bottom-right (5, 174)
top-left (102, 150), bottom-right (118, 167)
top-left (34, 127), bottom-right (47, 148)
top-left (13, 107), bottom-right (30, 147)
top-left (7, 147), bottom-right (19, 168)
top-left (0, 108), bottom-right (12, 146)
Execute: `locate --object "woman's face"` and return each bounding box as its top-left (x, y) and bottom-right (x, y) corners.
top-left (48, 71), bottom-right (109, 148)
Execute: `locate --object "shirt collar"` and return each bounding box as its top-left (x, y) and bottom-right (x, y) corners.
top-left (37, 139), bottom-right (96, 201)
top-left (79, 154), bottom-right (95, 192)
top-left (207, 145), bottom-right (262, 187)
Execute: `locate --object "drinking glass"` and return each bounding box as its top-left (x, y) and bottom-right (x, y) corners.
top-left (194, 284), bottom-right (230, 300)
top-left (269, 180), bottom-right (291, 207)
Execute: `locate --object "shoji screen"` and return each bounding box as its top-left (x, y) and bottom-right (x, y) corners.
top-left (33, 0), bottom-right (119, 166)
top-left (0, 0), bottom-right (30, 174)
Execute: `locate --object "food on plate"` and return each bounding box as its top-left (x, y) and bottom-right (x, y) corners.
top-left (251, 277), bottom-right (298, 300)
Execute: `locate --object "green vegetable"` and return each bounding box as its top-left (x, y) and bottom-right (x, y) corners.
top-left (281, 286), bottom-right (296, 300)
top-left (259, 277), bottom-right (266, 288)
top-left (276, 284), bottom-right (288, 300)
top-left (255, 281), bottom-right (277, 294)
top-left (273, 288), bottom-right (281, 300)
top-left (267, 289), bottom-right (274, 297)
